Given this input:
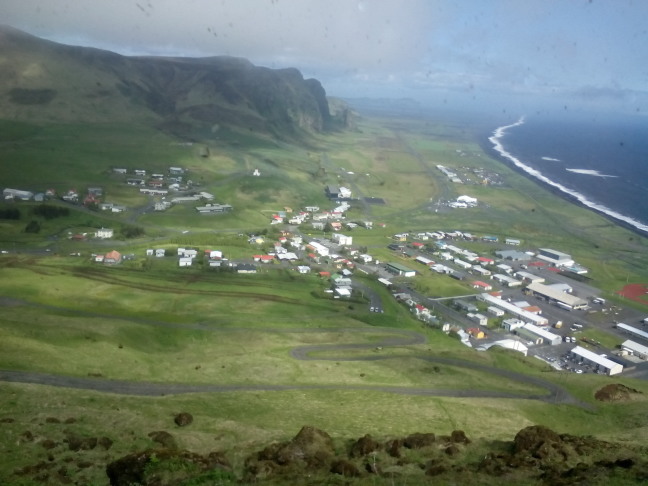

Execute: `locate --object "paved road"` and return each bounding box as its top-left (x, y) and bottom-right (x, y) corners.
top-left (0, 298), bottom-right (588, 408)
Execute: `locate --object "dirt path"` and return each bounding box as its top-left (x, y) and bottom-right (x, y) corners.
top-left (0, 297), bottom-right (588, 408)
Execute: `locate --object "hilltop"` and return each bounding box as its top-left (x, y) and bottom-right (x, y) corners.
top-left (0, 25), bottom-right (344, 141)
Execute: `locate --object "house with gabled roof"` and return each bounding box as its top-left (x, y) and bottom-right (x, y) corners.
top-left (104, 250), bottom-right (122, 265)
top-left (472, 281), bottom-right (493, 291)
top-left (254, 255), bottom-right (275, 263)
top-left (178, 257), bottom-right (193, 267)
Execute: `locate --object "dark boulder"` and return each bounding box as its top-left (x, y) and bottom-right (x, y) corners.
top-left (385, 438), bottom-right (403, 458)
top-left (513, 425), bottom-right (561, 454)
top-left (445, 444), bottom-right (461, 456)
top-left (174, 412), bottom-right (193, 427)
top-left (450, 429), bottom-right (471, 444)
top-left (403, 432), bottom-right (436, 449)
top-left (148, 431), bottom-right (177, 449)
top-left (330, 458), bottom-right (361, 477)
top-left (106, 448), bottom-right (231, 486)
top-left (65, 435), bottom-right (97, 451)
top-left (244, 426), bottom-right (336, 481)
top-left (349, 434), bottom-right (381, 458)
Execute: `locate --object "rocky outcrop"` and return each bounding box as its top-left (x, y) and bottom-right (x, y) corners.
top-left (9, 421), bottom-right (647, 485)
top-left (106, 448), bottom-right (231, 486)
top-left (244, 425), bottom-right (336, 481)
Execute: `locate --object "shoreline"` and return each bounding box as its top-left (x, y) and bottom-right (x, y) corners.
top-left (484, 118), bottom-right (648, 238)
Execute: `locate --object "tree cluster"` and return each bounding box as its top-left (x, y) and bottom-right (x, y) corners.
top-left (0, 207), bottom-right (21, 220)
top-left (32, 204), bottom-right (70, 220)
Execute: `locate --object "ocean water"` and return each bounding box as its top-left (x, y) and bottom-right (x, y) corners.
top-left (488, 113), bottom-right (648, 234)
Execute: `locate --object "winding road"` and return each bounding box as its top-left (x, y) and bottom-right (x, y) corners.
top-left (0, 297), bottom-right (588, 408)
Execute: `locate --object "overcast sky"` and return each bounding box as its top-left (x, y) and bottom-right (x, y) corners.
top-left (4, 0), bottom-right (648, 112)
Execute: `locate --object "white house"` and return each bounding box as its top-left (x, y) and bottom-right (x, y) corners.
top-left (487, 306), bottom-right (505, 317)
top-left (95, 228), bottom-right (114, 239)
top-left (177, 248), bottom-right (198, 258)
top-left (468, 313), bottom-right (488, 326)
top-left (358, 254), bottom-right (373, 264)
top-left (332, 233), bottom-right (353, 246)
top-left (502, 318), bottom-right (525, 332)
top-left (178, 257), bottom-right (193, 267)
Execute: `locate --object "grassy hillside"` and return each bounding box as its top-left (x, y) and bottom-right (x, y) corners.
top-left (1, 254), bottom-right (648, 485)
top-left (0, 25), bottom-right (335, 140)
top-left (1, 90), bottom-right (648, 483)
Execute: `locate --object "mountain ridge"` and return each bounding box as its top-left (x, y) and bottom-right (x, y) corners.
top-left (0, 25), bottom-right (340, 141)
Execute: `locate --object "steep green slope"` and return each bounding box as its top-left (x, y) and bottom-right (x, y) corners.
top-left (0, 25), bottom-right (334, 141)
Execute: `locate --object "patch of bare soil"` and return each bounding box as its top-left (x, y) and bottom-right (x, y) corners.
top-left (595, 383), bottom-right (643, 402)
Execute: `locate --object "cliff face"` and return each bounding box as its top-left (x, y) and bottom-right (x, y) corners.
top-left (0, 25), bottom-right (332, 140)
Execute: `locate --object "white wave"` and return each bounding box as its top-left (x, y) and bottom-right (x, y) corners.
top-left (541, 156), bottom-right (561, 162)
top-left (565, 168), bottom-right (618, 178)
top-left (489, 118), bottom-right (648, 234)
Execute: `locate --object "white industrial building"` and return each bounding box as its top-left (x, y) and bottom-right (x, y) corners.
top-left (472, 266), bottom-right (491, 276)
top-left (415, 255), bottom-right (434, 266)
top-left (522, 323), bottom-right (562, 346)
top-left (515, 271), bottom-right (545, 283)
top-left (476, 339), bottom-right (528, 356)
top-left (3, 188), bottom-right (34, 200)
top-left (493, 274), bottom-right (523, 287)
top-left (526, 282), bottom-right (588, 310)
top-left (536, 248), bottom-right (574, 267)
top-left (570, 346), bottom-right (624, 375)
top-left (495, 263), bottom-right (513, 274)
top-left (454, 258), bottom-right (472, 269)
top-left (616, 323), bottom-right (648, 342)
top-left (479, 293), bottom-right (549, 326)
top-left (621, 340), bottom-right (648, 360)
top-left (307, 241), bottom-right (329, 256)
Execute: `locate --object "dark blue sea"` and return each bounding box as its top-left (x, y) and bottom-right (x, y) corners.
top-left (489, 113), bottom-right (648, 234)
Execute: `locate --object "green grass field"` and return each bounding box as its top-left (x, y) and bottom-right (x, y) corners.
top-left (2, 111), bottom-right (648, 484)
top-left (2, 255), bottom-right (648, 484)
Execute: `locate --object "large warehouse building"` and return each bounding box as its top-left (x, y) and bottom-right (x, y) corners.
top-left (522, 323), bottom-right (562, 346)
top-left (570, 346), bottom-right (623, 376)
top-left (536, 248), bottom-right (574, 267)
top-left (526, 282), bottom-right (588, 310)
top-left (622, 340), bottom-right (648, 360)
top-left (616, 323), bottom-right (648, 342)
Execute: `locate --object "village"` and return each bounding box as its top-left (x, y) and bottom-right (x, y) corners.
top-left (80, 183), bottom-right (648, 380)
top-left (3, 166), bottom-right (648, 381)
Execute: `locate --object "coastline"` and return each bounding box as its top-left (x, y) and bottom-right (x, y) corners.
top-left (485, 118), bottom-right (648, 238)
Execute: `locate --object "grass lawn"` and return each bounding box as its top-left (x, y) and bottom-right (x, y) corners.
top-left (2, 110), bottom-right (648, 484)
